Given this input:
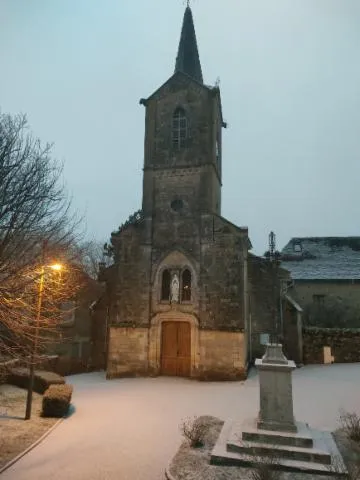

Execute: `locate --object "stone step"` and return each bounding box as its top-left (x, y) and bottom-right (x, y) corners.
top-left (242, 422), bottom-right (314, 449)
top-left (227, 440), bottom-right (331, 465)
top-left (211, 449), bottom-right (346, 476)
top-left (210, 420), bottom-right (348, 477)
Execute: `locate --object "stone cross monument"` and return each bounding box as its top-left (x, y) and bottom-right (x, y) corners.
top-left (211, 342), bottom-right (348, 476)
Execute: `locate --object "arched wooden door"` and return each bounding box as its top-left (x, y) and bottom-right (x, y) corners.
top-left (161, 321), bottom-right (191, 377)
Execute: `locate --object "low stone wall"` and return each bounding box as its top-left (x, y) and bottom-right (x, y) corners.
top-left (303, 327), bottom-right (360, 364)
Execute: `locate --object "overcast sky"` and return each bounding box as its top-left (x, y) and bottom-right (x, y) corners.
top-left (1, 0), bottom-right (359, 254)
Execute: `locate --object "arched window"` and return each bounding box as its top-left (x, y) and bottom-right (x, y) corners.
top-left (161, 269), bottom-right (171, 301)
top-left (172, 108), bottom-right (187, 149)
top-left (181, 269), bottom-right (191, 302)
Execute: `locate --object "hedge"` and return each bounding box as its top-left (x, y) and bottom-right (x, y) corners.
top-left (42, 384), bottom-right (73, 417)
top-left (7, 367), bottom-right (65, 394)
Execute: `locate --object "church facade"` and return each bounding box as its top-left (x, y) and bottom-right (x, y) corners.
top-left (99, 6), bottom-right (298, 380)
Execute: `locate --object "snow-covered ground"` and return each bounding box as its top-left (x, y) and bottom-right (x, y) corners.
top-left (2, 363), bottom-right (360, 480)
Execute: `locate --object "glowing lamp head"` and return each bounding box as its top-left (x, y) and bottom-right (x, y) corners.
top-left (49, 263), bottom-right (62, 271)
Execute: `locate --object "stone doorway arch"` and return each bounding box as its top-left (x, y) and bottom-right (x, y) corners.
top-left (148, 310), bottom-right (199, 377)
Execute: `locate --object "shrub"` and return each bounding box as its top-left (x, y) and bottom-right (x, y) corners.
top-left (180, 416), bottom-right (209, 448)
top-left (340, 409), bottom-right (360, 443)
top-left (42, 384), bottom-right (73, 417)
top-left (7, 367), bottom-right (65, 394)
top-left (327, 453), bottom-right (360, 480)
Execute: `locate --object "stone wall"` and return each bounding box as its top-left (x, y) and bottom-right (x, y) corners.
top-left (294, 281), bottom-right (360, 310)
top-left (107, 324), bottom-right (246, 381)
top-left (142, 74), bottom-right (222, 217)
top-left (90, 299), bottom-right (107, 370)
top-left (282, 298), bottom-right (303, 365)
top-left (199, 215), bottom-right (247, 331)
top-left (107, 327), bottom-right (149, 378)
top-left (303, 327), bottom-right (360, 364)
top-left (248, 255), bottom-right (290, 359)
top-left (197, 330), bottom-right (246, 380)
top-left (110, 223), bottom-right (151, 328)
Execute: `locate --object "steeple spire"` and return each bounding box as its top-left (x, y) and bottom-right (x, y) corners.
top-left (175, 5), bottom-right (203, 84)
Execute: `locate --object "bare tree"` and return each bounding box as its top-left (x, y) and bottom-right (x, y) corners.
top-left (78, 239), bottom-right (113, 280)
top-left (0, 111), bottom-right (83, 365)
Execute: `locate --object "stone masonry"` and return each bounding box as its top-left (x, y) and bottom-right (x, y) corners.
top-left (99, 5), bottom-right (300, 381)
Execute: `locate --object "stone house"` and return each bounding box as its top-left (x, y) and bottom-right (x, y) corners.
top-left (44, 271), bottom-right (103, 374)
top-left (281, 237), bottom-right (360, 327)
top-left (98, 5), bottom-right (302, 380)
top-left (0, 265), bottom-right (102, 374)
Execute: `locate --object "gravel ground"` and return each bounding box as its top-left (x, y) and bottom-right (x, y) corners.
top-left (1, 363), bottom-right (360, 480)
top-left (0, 384), bottom-right (57, 469)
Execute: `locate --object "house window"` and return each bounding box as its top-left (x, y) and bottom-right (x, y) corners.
top-left (293, 242), bottom-right (302, 253)
top-left (172, 107), bottom-right (187, 149)
top-left (161, 269), bottom-right (171, 301)
top-left (181, 269), bottom-right (191, 302)
top-left (313, 294), bottom-right (325, 305)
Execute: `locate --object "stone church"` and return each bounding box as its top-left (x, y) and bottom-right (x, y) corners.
top-left (98, 6), bottom-right (302, 380)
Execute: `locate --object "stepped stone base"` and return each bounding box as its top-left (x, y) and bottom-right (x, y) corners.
top-left (242, 419), bottom-right (313, 448)
top-left (211, 419), bottom-right (348, 476)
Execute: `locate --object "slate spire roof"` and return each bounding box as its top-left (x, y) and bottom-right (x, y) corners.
top-left (175, 5), bottom-right (203, 84)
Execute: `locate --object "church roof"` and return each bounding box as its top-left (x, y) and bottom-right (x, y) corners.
top-left (175, 6), bottom-right (203, 84)
top-left (281, 237), bottom-right (360, 280)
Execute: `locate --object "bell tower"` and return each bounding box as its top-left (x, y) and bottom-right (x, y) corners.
top-left (140, 5), bottom-right (226, 220)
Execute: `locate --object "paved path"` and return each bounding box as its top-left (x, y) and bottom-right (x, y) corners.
top-left (2, 363), bottom-right (360, 480)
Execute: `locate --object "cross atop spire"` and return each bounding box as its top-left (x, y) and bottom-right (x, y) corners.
top-left (175, 4), bottom-right (203, 84)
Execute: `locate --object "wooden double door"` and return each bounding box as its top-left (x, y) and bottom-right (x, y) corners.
top-left (161, 321), bottom-right (191, 377)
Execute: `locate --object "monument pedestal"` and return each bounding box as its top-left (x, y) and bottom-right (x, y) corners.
top-left (211, 344), bottom-right (347, 476)
top-left (256, 343), bottom-right (297, 433)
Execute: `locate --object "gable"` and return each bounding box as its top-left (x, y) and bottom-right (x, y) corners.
top-left (140, 71), bottom-right (211, 106)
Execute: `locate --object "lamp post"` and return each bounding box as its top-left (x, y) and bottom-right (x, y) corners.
top-left (25, 257), bottom-right (62, 420)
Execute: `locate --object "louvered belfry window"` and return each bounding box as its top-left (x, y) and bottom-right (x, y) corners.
top-left (172, 107), bottom-right (187, 149)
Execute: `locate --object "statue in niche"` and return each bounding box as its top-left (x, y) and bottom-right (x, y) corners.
top-left (170, 273), bottom-right (180, 303)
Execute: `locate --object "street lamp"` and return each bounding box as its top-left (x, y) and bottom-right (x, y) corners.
top-left (50, 264), bottom-right (62, 272)
top-left (25, 261), bottom-right (63, 420)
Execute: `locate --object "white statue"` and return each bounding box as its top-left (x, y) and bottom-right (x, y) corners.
top-left (170, 274), bottom-right (180, 303)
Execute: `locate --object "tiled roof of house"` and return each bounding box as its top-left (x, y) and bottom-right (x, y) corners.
top-left (280, 237), bottom-right (360, 280)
